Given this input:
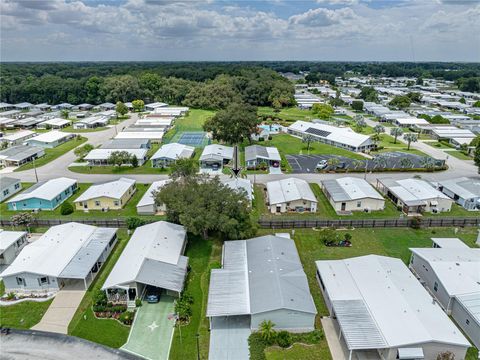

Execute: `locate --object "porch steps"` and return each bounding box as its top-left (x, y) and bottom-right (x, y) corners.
top-left (127, 300), bottom-right (136, 310)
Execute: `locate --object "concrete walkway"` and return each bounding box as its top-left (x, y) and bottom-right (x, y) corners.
top-left (32, 290), bottom-right (85, 334)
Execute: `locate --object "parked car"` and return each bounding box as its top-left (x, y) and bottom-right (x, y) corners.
top-left (145, 286), bottom-right (161, 303)
top-left (316, 160), bottom-right (328, 170)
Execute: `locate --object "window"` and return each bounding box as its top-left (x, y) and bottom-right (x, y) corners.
top-left (16, 277), bottom-right (26, 286)
top-left (466, 319), bottom-right (470, 325)
top-left (434, 282), bottom-right (438, 292)
top-left (356, 201), bottom-right (362, 208)
top-left (38, 277), bottom-right (49, 286)
top-left (14, 183), bottom-right (20, 189)
top-left (108, 235), bottom-right (117, 247)
top-left (114, 200), bottom-right (119, 206)
top-left (95, 201), bottom-right (101, 206)
top-left (64, 190), bottom-right (69, 195)
top-left (3, 189), bottom-right (9, 196)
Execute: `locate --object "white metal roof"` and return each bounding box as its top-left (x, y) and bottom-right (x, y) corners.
top-left (380, 178), bottom-right (450, 206)
top-left (316, 255), bottom-right (470, 350)
top-left (26, 130), bottom-right (72, 144)
top-left (0, 230), bottom-right (26, 253)
top-left (38, 118), bottom-right (70, 127)
top-left (322, 177), bottom-right (384, 202)
top-left (151, 143), bottom-right (195, 161)
top-left (0, 223), bottom-right (116, 278)
top-left (431, 238), bottom-right (470, 249)
top-left (136, 180), bottom-right (170, 208)
top-left (74, 178), bottom-right (135, 202)
top-left (439, 177), bottom-right (480, 200)
top-left (2, 130), bottom-right (35, 142)
top-left (244, 145), bottom-right (281, 162)
top-left (84, 148), bottom-right (147, 161)
top-left (145, 102), bottom-right (168, 109)
top-left (394, 117), bottom-right (429, 125)
top-left (200, 144), bottom-right (233, 161)
top-left (266, 177), bottom-right (317, 205)
top-left (410, 247), bottom-right (480, 297)
top-left (8, 177), bottom-right (77, 202)
top-left (102, 221), bottom-right (187, 291)
top-left (136, 118), bottom-right (173, 127)
top-left (223, 178), bottom-right (253, 202)
top-left (152, 106), bottom-right (188, 115)
top-left (456, 293), bottom-right (480, 325)
top-left (288, 120), bottom-right (372, 148)
top-left (114, 131), bottom-right (164, 140)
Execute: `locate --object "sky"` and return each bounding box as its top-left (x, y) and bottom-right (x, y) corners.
top-left (1, 0), bottom-right (479, 62)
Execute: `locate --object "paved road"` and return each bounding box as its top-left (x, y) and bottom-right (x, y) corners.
top-left (7, 112), bottom-right (478, 184)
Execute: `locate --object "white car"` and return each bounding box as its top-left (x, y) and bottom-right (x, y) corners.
top-left (316, 159), bottom-right (328, 170)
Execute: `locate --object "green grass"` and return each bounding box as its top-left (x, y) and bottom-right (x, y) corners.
top-left (258, 106), bottom-right (316, 122)
top-left (14, 136), bottom-right (87, 171)
top-left (373, 134), bottom-right (428, 157)
top-left (0, 299), bottom-right (54, 329)
top-left (426, 141), bottom-right (454, 150)
top-left (68, 229), bottom-right (131, 348)
top-left (61, 126), bottom-right (109, 133)
top-left (265, 343), bottom-right (331, 360)
top-left (169, 235), bottom-right (222, 360)
top-left (446, 150), bottom-right (472, 160)
top-left (163, 109), bottom-right (215, 143)
top-left (0, 182), bottom-right (162, 222)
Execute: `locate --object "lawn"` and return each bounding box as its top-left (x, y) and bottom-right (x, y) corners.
top-left (265, 343), bottom-right (331, 360)
top-left (0, 182), bottom-right (162, 222)
top-left (61, 125), bottom-right (109, 133)
top-left (0, 298), bottom-right (53, 329)
top-left (425, 141), bottom-right (454, 150)
top-left (446, 150), bottom-right (472, 160)
top-left (68, 229), bottom-right (131, 348)
top-left (373, 134), bottom-right (428, 157)
top-left (14, 136), bottom-right (87, 171)
top-left (258, 106), bottom-right (315, 122)
top-left (162, 109), bottom-right (215, 143)
top-left (169, 235), bottom-right (222, 360)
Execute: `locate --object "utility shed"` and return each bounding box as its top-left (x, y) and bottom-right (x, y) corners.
top-left (102, 221), bottom-right (188, 303)
top-left (438, 177), bottom-right (480, 211)
top-left (0, 223), bottom-right (117, 294)
top-left (321, 177), bottom-right (385, 213)
top-left (316, 255), bottom-right (470, 360)
top-left (136, 180), bottom-right (170, 215)
top-left (266, 177), bottom-right (317, 213)
top-left (409, 246), bottom-right (480, 350)
top-left (0, 229), bottom-right (28, 268)
top-left (207, 235), bottom-right (317, 360)
top-left (376, 178), bottom-right (453, 215)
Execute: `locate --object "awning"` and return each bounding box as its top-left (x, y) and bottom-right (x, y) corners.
top-left (430, 200), bottom-right (438, 206)
top-left (398, 348), bottom-right (424, 359)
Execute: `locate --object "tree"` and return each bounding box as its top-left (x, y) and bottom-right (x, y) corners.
top-left (403, 133), bottom-right (418, 150)
top-left (107, 151), bottom-right (131, 167)
top-left (61, 109), bottom-right (69, 119)
top-left (130, 155), bottom-right (139, 168)
top-left (470, 135), bottom-right (480, 147)
top-left (11, 212), bottom-right (34, 231)
top-left (474, 143), bottom-right (480, 174)
top-left (416, 77), bottom-right (423, 86)
top-left (100, 75), bottom-right (142, 102)
top-left (74, 143), bottom-right (94, 160)
top-left (203, 102), bottom-right (259, 144)
top-left (327, 157), bottom-right (340, 168)
top-left (456, 77), bottom-right (480, 92)
top-left (276, 331), bottom-right (292, 348)
top-left (373, 124), bottom-right (385, 135)
top-left (115, 101), bottom-right (128, 117)
top-left (354, 117), bottom-right (367, 133)
top-left (389, 95), bottom-right (411, 109)
top-left (351, 100), bottom-right (363, 112)
top-left (429, 115), bottom-right (449, 124)
top-left (359, 86), bottom-right (378, 102)
top-left (60, 201), bottom-right (74, 215)
top-left (132, 99), bottom-right (144, 112)
top-left (170, 158), bottom-right (199, 179)
top-left (329, 97), bottom-right (344, 107)
top-left (390, 127), bottom-right (404, 144)
top-left (126, 217), bottom-right (146, 230)
top-left (473, 100), bottom-right (480, 108)
top-left (311, 103), bottom-right (334, 119)
top-left (406, 92), bottom-right (422, 103)
top-left (259, 320), bottom-right (276, 344)
top-left (459, 97), bottom-right (466, 104)
top-left (155, 174), bottom-right (256, 239)
top-left (302, 134), bottom-right (315, 154)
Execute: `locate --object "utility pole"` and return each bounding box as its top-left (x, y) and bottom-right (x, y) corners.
top-left (33, 157), bottom-right (39, 183)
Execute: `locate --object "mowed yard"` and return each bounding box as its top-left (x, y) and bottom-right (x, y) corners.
top-left (162, 109), bottom-right (215, 143)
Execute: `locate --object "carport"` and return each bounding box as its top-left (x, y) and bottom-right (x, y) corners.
top-left (209, 316), bottom-right (251, 360)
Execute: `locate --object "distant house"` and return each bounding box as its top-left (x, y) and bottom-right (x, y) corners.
top-left (266, 177), bottom-right (317, 213)
top-left (114, 131), bottom-right (164, 142)
top-left (100, 138), bottom-right (151, 150)
top-left (0, 110), bottom-right (21, 119)
top-left (0, 230), bottom-right (28, 268)
top-left (98, 102), bottom-right (116, 111)
top-left (102, 221), bottom-right (188, 302)
top-left (199, 144), bottom-right (233, 171)
top-left (0, 177), bottom-right (22, 202)
top-left (437, 177), bottom-right (480, 211)
top-left (0, 145), bottom-right (45, 168)
top-left (244, 145), bottom-right (281, 169)
top-left (288, 120), bottom-right (374, 152)
top-left (84, 148), bottom-right (148, 166)
top-left (52, 103), bottom-right (73, 111)
top-left (74, 178), bottom-right (136, 211)
top-left (207, 235), bottom-right (316, 359)
top-left (76, 103), bottom-right (94, 111)
top-left (376, 178), bottom-right (453, 214)
top-left (7, 177), bottom-right (78, 211)
top-left (321, 177), bottom-right (385, 213)
top-left (316, 255), bottom-right (470, 360)
top-left (223, 178), bottom-right (253, 205)
top-left (0, 102), bottom-right (14, 111)
top-left (151, 143), bottom-right (195, 168)
top-left (14, 102), bottom-right (33, 111)
top-left (0, 223), bottom-right (117, 293)
top-left (145, 102), bottom-right (168, 111)
top-left (25, 131), bottom-right (74, 149)
top-left (136, 180), bottom-right (170, 215)
top-left (13, 117), bottom-right (46, 129)
top-left (34, 103), bottom-right (51, 111)
top-left (410, 243), bottom-right (480, 350)
top-left (37, 118), bottom-right (71, 129)
top-left (73, 116), bottom-right (109, 129)
top-left (152, 106), bottom-right (188, 117)
top-left (1, 130), bottom-right (36, 147)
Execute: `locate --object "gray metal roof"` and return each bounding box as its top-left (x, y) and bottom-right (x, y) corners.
top-left (245, 145), bottom-right (281, 162)
top-left (456, 293), bottom-right (480, 325)
top-left (322, 177), bottom-right (383, 202)
top-left (0, 145), bottom-right (44, 162)
top-left (100, 138), bottom-right (150, 149)
top-left (439, 177), bottom-right (480, 199)
top-left (135, 256), bottom-right (188, 293)
top-left (59, 227), bottom-right (117, 279)
top-left (0, 177), bottom-right (20, 191)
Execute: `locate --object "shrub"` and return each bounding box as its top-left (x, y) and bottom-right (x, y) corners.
top-left (126, 217), bottom-right (146, 230)
top-left (175, 292), bottom-right (194, 321)
top-left (60, 201), bottom-right (74, 215)
top-left (135, 298), bottom-right (142, 307)
top-left (6, 292), bottom-right (16, 300)
top-left (410, 217), bottom-right (422, 229)
top-left (276, 331), bottom-right (292, 348)
top-left (248, 333), bottom-right (267, 360)
top-left (118, 311), bottom-right (135, 325)
top-left (93, 289), bottom-right (108, 306)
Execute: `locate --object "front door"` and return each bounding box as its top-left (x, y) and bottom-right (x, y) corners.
top-left (12, 203), bottom-right (17, 210)
top-left (128, 288), bottom-right (137, 301)
top-left (341, 202), bottom-right (346, 211)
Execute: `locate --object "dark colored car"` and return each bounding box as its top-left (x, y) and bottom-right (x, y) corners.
top-left (145, 286), bottom-right (161, 303)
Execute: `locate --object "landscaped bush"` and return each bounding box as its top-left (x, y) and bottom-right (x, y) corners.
top-left (60, 201), bottom-right (74, 215)
top-left (175, 292), bottom-right (194, 322)
top-left (135, 298), bottom-right (142, 307)
top-left (276, 331), bottom-right (292, 348)
top-left (125, 217), bottom-right (147, 230)
top-left (93, 290), bottom-right (107, 306)
top-left (248, 332), bottom-right (268, 360)
top-left (118, 311), bottom-right (135, 325)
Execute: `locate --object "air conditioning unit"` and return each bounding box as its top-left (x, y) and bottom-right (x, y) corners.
top-left (431, 208), bottom-right (438, 214)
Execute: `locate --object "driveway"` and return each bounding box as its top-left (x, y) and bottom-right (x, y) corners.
top-left (31, 290), bottom-right (85, 334)
top-left (209, 316), bottom-right (251, 360)
top-left (121, 296), bottom-right (176, 360)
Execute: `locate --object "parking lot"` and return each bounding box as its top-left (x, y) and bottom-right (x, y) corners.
top-left (286, 152), bottom-right (445, 174)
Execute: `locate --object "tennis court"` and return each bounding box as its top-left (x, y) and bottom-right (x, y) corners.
top-left (176, 131), bottom-right (209, 147)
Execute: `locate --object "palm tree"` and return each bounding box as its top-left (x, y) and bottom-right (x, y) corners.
top-left (390, 127), bottom-right (403, 144)
top-left (352, 159), bottom-right (364, 169)
top-left (403, 133), bottom-right (418, 150)
top-left (373, 124), bottom-right (385, 135)
top-left (327, 157), bottom-right (340, 169)
top-left (302, 134), bottom-right (315, 155)
top-left (373, 156), bottom-right (387, 170)
top-left (259, 320), bottom-right (276, 343)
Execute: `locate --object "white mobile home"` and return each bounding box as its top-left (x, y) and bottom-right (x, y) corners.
top-left (151, 143), bottom-right (195, 168)
top-left (1, 130), bottom-right (36, 147)
top-left (0, 223), bottom-right (117, 294)
top-left (0, 230), bottom-right (28, 268)
top-left (199, 144), bottom-right (233, 171)
top-left (316, 255), bottom-right (470, 360)
top-left (321, 177), bottom-right (385, 213)
top-left (244, 145), bottom-right (281, 169)
top-left (223, 178), bottom-right (253, 205)
top-left (37, 118), bottom-right (70, 129)
top-left (0, 177), bottom-right (22, 202)
top-left (266, 177), bottom-right (317, 213)
top-left (410, 244), bottom-right (480, 350)
top-left (102, 221), bottom-right (188, 302)
top-left (84, 148), bottom-right (148, 166)
top-left (0, 145), bottom-right (45, 168)
top-left (25, 131), bottom-right (74, 149)
top-left (438, 177), bottom-right (480, 211)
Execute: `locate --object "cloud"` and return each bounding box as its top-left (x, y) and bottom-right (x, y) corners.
top-left (289, 7), bottom-right (357, 27)
top-left (316, 0), bottom-right (359, 5)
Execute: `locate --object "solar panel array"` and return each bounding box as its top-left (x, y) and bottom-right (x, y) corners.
top-left (305, 127), bottom-right (331, 138)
